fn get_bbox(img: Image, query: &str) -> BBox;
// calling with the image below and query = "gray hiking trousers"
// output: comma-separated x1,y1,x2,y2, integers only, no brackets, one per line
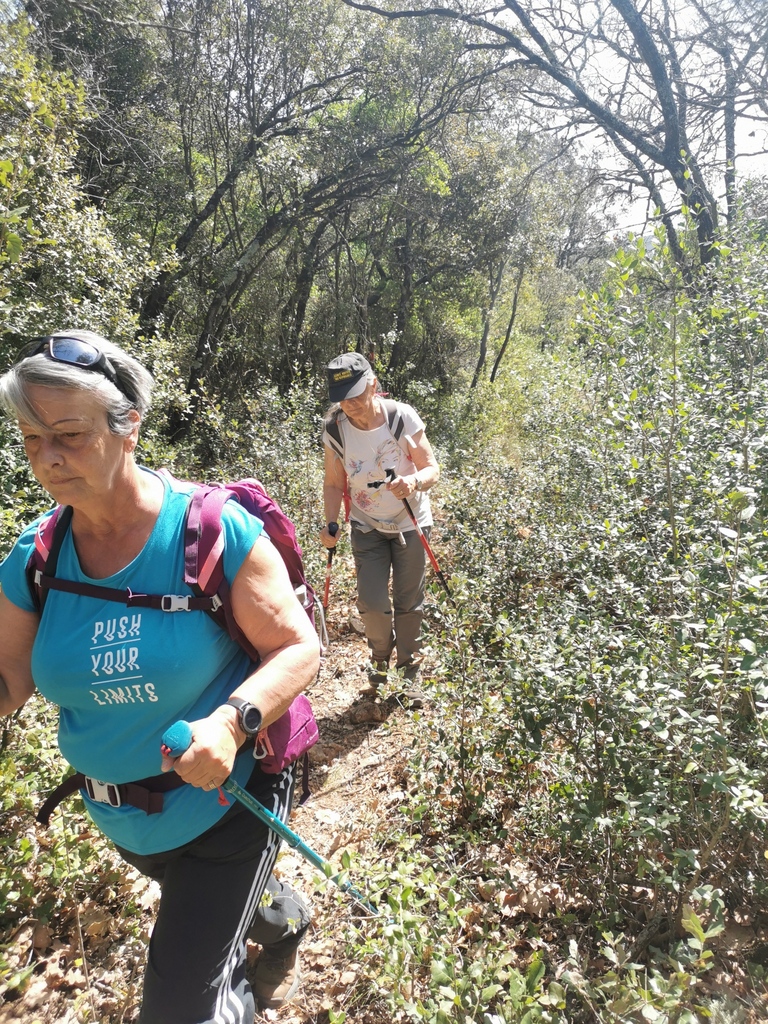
351,524,429,669
117,763,310,1024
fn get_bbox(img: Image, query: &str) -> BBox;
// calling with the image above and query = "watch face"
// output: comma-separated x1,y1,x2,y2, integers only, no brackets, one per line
241,704,263,734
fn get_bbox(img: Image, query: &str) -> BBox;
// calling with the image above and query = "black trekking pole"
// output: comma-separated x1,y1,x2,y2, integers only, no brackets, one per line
322,522,339,612
385,469,454,602
161,720,378,915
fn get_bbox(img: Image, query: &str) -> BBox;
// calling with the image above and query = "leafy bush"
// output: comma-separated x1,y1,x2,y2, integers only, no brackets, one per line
0,17,153,346
338,231,768,1021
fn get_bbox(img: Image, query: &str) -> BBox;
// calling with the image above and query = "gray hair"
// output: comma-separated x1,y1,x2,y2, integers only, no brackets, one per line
0,330,153,437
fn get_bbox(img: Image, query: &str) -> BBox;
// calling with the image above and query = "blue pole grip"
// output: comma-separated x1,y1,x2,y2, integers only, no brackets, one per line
162,720,194,758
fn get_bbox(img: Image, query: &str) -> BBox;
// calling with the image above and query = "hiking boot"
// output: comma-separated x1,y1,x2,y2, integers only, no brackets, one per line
361,661,387,696
396,686,427,709
251,945,301,1009
395,662,427,708
367,660,389,685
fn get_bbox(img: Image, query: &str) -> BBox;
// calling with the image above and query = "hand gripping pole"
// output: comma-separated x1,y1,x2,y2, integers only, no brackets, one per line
322,522,339,612
386,469,453,602
161,720,378,915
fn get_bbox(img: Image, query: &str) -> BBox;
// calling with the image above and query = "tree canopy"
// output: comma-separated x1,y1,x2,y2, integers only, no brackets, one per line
345,0,768,271
4,0,624,436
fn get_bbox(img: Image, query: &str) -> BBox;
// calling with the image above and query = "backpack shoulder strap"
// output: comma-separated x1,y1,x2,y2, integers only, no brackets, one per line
183,484,230,596
380,399,415,453
324,409,345,459
26,505,74,615
322,412,353,522
381,398,404,446
182,484,261,660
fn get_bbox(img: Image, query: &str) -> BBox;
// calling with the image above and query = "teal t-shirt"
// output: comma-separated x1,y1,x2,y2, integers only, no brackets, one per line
0,470,265,854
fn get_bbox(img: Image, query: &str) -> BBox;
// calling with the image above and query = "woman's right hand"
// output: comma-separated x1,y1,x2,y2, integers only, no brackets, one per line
319,523,340,549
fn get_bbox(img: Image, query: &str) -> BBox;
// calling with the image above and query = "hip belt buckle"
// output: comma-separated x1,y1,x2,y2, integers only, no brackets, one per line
84,777,122,807
376,520,402,533
378,527,406,546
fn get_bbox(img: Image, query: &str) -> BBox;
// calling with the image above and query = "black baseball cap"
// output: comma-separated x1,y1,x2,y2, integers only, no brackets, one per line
326,353,373,402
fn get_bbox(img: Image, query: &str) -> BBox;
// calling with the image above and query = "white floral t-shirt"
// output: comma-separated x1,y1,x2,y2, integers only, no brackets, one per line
323,402,432,530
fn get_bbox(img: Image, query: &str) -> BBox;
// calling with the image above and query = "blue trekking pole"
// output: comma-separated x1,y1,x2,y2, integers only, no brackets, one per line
161,721,378,915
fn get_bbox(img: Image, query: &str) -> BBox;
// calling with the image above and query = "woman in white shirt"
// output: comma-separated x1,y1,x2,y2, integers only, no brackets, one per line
319,353,440,700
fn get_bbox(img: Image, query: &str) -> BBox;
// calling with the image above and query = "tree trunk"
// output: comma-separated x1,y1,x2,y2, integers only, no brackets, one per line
490,263,525,383
471,260,506,388
722,52,737,230
283,220,328,350
388,218,413,372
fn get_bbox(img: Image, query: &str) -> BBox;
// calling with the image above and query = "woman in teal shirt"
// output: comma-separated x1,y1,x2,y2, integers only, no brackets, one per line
0,331,320,1022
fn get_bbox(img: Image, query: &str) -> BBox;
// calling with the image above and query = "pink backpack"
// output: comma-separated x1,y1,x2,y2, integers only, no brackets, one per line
26,475,319,797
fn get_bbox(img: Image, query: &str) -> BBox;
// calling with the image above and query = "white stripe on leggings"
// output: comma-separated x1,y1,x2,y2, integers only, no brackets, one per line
213,768,294,1024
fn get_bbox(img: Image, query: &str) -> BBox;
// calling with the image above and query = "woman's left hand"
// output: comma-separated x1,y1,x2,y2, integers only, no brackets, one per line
160,527,321,792
160,711,240,790
386,474,418,500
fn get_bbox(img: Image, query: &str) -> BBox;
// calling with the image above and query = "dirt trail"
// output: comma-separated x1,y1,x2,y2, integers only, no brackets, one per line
271,607,418,1024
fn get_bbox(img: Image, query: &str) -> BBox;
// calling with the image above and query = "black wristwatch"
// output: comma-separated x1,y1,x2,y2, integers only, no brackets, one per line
225,696,263,737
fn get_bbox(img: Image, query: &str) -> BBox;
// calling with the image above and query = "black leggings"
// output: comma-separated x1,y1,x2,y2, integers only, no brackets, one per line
117,764,310,1024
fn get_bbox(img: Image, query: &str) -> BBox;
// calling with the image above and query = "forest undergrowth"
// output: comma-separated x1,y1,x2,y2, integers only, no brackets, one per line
2,232,768,1022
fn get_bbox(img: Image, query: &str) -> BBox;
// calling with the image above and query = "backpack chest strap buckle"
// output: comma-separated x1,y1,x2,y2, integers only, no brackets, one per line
161,594,192,612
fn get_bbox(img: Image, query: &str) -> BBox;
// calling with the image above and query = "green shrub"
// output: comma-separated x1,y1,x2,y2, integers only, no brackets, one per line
338,231,768,1021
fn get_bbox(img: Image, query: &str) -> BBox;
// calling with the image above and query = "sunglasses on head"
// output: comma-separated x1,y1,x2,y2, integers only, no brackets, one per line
18,335,133,403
